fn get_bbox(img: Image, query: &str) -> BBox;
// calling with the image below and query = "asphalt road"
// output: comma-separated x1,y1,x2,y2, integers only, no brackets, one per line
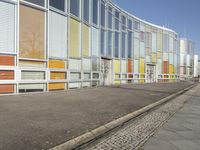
0,82,193,150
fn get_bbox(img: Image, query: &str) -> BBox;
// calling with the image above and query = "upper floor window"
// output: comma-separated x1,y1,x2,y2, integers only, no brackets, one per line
93,0,98,25
24,0,45,6
70,0,80,18
50,0,65,12
83,0,89,22
134,21,139,31
101,2,105,27
128,19,132,30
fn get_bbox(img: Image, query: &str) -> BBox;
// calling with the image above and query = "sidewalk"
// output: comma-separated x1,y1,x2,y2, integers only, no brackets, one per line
0,82,193,150
142,84,200,150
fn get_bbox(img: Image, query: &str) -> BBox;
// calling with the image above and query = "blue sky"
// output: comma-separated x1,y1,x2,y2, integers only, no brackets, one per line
114,0,200,56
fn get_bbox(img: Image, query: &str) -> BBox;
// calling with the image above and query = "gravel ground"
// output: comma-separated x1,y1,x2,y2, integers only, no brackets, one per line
82,86,195,150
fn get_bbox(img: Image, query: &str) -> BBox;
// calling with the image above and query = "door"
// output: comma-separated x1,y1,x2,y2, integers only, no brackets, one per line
101,59,112,85
146,64,156,83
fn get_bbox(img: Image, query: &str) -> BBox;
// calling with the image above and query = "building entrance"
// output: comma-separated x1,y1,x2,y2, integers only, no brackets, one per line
146,64,156,83
101,58,112,85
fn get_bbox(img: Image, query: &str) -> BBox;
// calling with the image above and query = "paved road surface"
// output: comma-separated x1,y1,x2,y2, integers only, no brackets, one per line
0,82,193,150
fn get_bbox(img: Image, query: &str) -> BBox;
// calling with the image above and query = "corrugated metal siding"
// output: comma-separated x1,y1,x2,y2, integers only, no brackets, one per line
0,1,15,53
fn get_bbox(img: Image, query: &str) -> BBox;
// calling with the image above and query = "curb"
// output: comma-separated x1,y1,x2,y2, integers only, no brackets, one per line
50,84,196,150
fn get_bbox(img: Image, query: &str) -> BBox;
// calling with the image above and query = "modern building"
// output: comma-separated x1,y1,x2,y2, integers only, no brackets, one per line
179,38,194,80
194,55,198,78
0,0,180,94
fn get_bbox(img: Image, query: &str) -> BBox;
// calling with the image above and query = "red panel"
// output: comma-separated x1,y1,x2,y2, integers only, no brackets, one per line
163,61,169,74
0,71,14,80
128,60,132,73
0,84,14,94
0,55,15,66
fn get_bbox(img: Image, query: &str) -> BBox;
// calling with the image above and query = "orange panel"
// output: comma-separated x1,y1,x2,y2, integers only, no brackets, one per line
48,83,65,90
48,60,65,69
0,84,14,94
0,71,14,80
128,60,132,73
0,55,15,66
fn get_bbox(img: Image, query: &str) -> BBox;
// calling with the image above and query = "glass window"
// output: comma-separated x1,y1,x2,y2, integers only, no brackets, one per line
134,21,139,30
24,0,45,6
93,0,98,25
100,29,106,55
19,5,45,59
50,0,65,11
107,31,113,57
70,0,80,18
140,42,145,57
115,11,120,30
121,32,126,58
152,32,157,52
108,10,112,29
121,15,126,31
114,32,119,58
101,2,105,27
83,0,89,22
146,32,152,48
128,19,132,30
128,31,132,58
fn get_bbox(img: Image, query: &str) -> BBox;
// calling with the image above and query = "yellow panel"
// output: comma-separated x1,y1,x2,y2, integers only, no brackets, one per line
50,72,66,80
169,64,174,74
82,24,90,57
70,18,80,58
157,32,163,52
114,60,120,73
49,83,65,90
157,51,162,59
139,58,145,74
139,80,145,83
48,59,65,69
152,53,157,63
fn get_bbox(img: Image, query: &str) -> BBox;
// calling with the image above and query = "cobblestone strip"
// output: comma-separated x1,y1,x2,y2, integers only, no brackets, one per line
83,94,192,150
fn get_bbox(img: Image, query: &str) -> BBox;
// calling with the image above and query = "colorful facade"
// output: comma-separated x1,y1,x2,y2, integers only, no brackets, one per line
0,0,180,94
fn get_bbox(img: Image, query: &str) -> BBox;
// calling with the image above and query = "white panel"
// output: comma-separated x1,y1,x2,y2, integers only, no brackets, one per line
92,27,99,56
146,55,151,63
49,11,67,58
169,37,173,51
121,60,127,73
163,53,168,61
152,32,156,52
186,55,190,67
134,59,139,73
69,59,81,70
140,42,145,57
82,82,90,87
70,72,81,80
19,84,45,90
180,54,185,66
21,71,45,80
134,38,139,59
69,82,81,88
0,1,15,53
82,58,91,71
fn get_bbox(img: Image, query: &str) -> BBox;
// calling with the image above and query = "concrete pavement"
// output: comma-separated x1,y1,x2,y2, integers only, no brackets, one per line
142,84,200,150
0,82,193,150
